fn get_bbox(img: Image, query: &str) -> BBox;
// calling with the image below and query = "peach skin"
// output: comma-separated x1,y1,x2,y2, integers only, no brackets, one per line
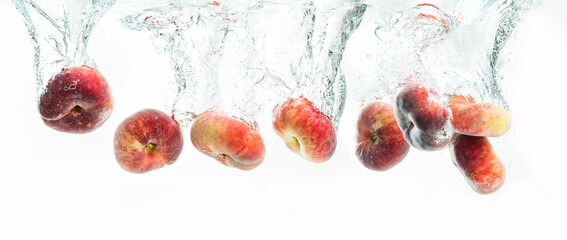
191,110,265,171
356,101,410,171
450,134,505,194
114,109,184,174
449,95,511,137
394,82,453,151
39,65,113,133
273,96,337,163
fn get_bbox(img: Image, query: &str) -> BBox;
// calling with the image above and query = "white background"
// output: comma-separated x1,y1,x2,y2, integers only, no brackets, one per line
1,0,566,239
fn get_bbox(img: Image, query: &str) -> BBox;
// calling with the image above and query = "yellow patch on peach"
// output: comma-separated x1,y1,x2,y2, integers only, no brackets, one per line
373,120,384,130
285,136,301,153
120,133,144,151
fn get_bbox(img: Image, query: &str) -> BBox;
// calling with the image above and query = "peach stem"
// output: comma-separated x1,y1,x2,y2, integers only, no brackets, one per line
369,131,377,143
145,142,158,153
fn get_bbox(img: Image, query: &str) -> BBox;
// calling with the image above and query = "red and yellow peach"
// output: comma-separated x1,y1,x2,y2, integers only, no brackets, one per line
191,110,265,171
38,65,113,133
450,134,505,194
356,101,410,171
114,109,184,174
393,82,453,151
449,95,511,137
273,96,337,163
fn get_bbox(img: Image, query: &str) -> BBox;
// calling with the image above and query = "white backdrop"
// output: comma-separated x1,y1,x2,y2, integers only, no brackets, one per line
1,0,566,239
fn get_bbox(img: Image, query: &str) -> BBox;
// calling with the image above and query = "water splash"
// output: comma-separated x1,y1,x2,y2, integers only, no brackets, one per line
230,1,366,128
11,0,116,98
350,2,465,105
421,0,539,109
119,0,366,129
350,0,538,107
120,1,251,127
488,0,540,109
